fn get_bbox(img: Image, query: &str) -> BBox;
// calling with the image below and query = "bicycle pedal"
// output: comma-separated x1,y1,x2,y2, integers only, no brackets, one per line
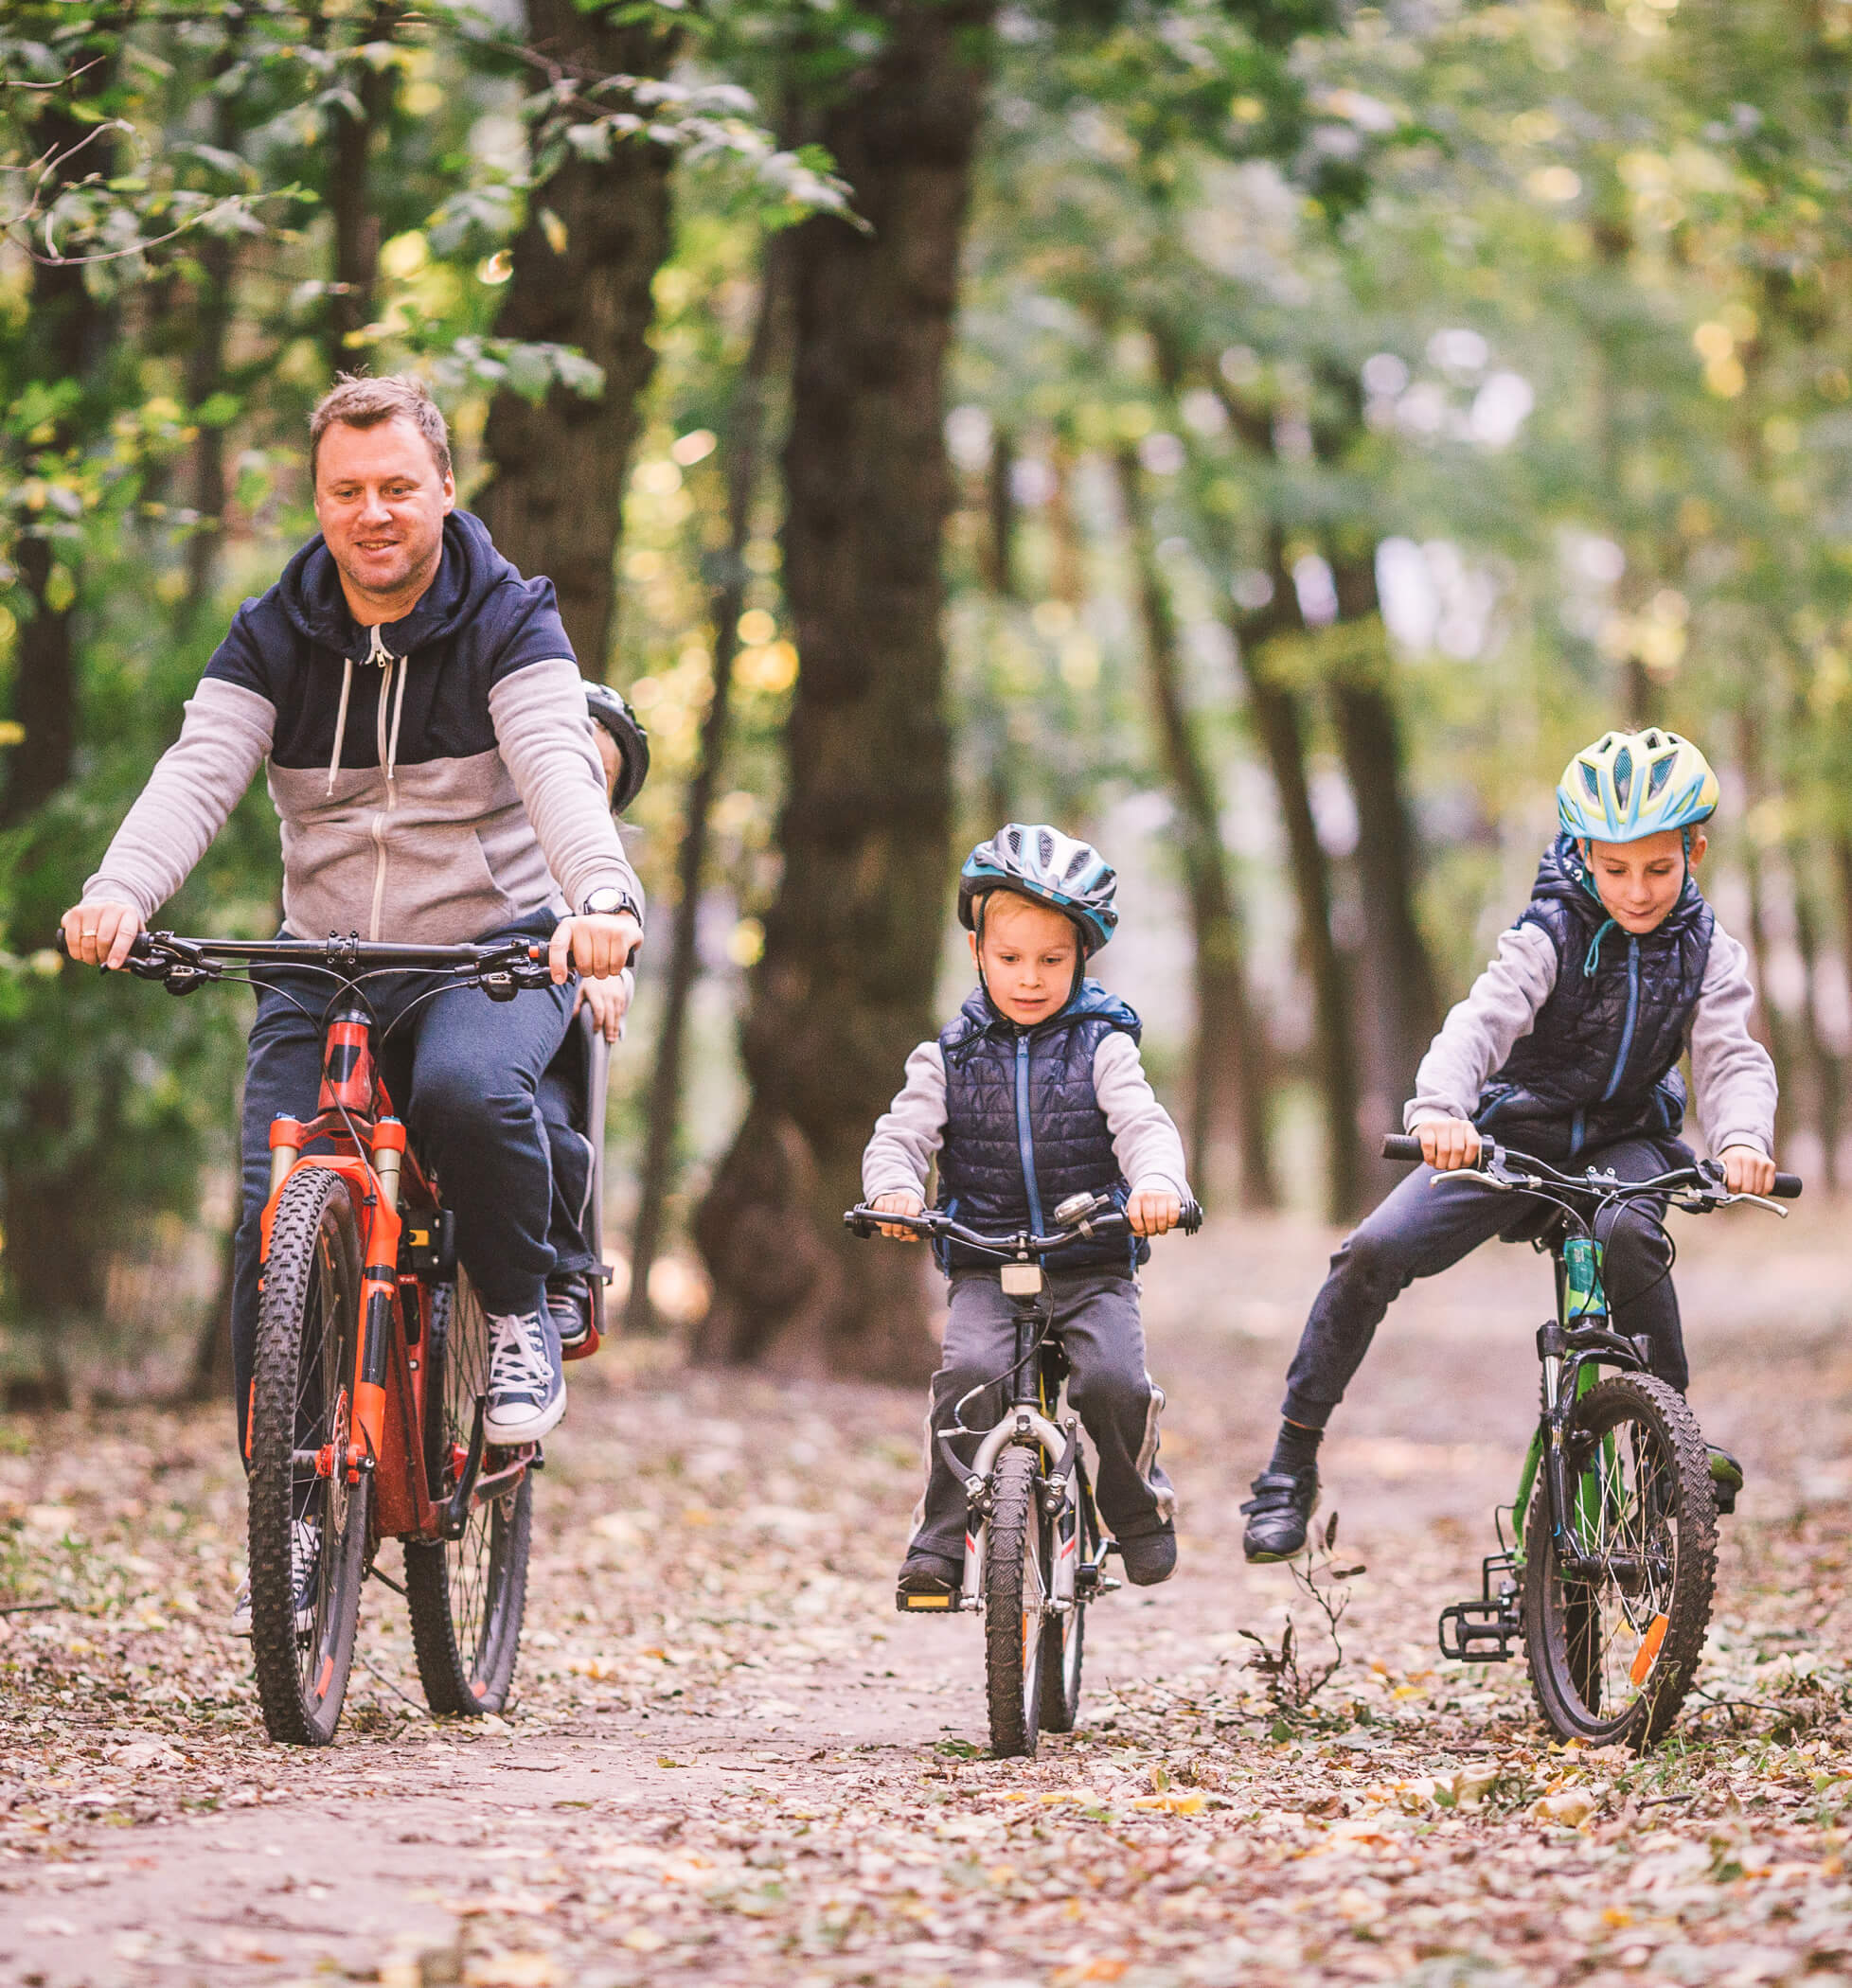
1437,1600,1521,1661
896,1585,961,1614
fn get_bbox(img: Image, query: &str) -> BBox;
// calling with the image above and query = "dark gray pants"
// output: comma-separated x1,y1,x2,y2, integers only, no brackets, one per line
910,1269,1174,1559
1281,1133,1689,1429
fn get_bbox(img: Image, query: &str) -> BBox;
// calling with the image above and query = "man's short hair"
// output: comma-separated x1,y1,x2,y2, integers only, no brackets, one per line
309,373,453,486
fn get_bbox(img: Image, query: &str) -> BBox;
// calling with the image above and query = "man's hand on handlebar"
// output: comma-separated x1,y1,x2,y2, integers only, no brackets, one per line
1128,1185,1183,1236
548,912,643,987
1718,1144,1777,1198
61,898,145,972
1416,1116,1483,1172
871,1189,925,1240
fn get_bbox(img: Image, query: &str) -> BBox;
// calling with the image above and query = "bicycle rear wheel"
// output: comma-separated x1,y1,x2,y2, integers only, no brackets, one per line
248,1168,369,1746
984,1444,1049,1758
405,1268,532,1714
1523,1373,1717,1750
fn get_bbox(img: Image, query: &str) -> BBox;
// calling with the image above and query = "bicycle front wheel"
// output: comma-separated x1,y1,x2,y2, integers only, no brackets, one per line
1523,1373,1717,1750
1039,1470,1089,1732
405,1269,532,1715
248,1168,369,1747
984,1444,1049,1757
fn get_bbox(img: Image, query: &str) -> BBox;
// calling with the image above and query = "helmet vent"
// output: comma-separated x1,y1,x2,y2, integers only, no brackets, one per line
1062,848,1091,882
1613,746,1633,807
1580,763,1600,801
1647,757,1672,799
1036,827,1055,866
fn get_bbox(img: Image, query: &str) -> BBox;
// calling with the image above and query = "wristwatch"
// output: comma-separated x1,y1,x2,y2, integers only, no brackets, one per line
579,887,643,926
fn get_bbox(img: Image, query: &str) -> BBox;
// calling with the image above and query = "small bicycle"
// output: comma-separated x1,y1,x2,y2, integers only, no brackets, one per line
68,928,608,1746
1380,1133,1801,1749
845,1191,1200,1758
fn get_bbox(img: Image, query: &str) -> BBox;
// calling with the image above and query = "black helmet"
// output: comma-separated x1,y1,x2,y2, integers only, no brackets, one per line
584,681,650,815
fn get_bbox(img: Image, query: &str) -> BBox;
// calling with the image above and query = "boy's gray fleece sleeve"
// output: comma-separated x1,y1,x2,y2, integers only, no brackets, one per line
1690,928,1777,1156
1406,922,1558,1128
83,678,276,917
862,1042,947,1198
488,659,644,918
1092,1032,1192,1197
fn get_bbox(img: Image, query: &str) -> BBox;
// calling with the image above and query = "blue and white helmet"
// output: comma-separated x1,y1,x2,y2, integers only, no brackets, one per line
957,823,1118,955
1557,727,1718,845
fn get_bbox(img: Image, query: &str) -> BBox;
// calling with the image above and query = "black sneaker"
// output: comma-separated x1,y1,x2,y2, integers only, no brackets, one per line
897,1546,962,1599
546,1273,594,1354
1241,1469,1320,1563
485,1306,566,1444
1708,1444,1744,1517
1115,1527,1177,1587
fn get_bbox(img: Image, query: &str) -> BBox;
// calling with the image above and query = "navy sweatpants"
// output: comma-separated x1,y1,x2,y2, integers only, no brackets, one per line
1280,1133,1690,1429
230,907,574,1448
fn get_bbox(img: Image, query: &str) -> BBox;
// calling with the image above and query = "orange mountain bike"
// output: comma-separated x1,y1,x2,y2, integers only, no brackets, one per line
72,929,599,1745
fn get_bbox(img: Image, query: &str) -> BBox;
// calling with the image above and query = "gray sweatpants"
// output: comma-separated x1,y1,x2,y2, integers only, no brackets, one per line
909,1269,1174,1560
1281,1132,1689,1429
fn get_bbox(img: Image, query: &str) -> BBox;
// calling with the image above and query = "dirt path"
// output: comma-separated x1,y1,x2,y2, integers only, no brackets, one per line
4,1207,1852,1987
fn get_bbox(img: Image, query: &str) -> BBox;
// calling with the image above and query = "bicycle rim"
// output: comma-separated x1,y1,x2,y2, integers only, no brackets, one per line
405,1269,532,1714
248,1169,369,1747
984,1446,1047,1758
1523,1374,1717,1749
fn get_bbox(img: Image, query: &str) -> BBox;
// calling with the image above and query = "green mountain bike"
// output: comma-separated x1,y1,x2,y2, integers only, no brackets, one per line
1381,1134,1801,1750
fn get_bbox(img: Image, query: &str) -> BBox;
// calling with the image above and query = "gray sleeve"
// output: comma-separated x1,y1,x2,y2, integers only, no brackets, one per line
83,678,275,918
1092,1032,1192,1198
862,1042,947,1199
1406,922,1558,1128
1690,927,1778,1157
488,659,644,920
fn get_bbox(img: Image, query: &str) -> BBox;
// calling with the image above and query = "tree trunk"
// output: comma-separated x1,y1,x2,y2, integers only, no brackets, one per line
1116,448,1274,1210
693,1,996,1379
1233,557,1362,1221
626,250,787,1335
473,0,682,675
1791,861,1840,1190
323,3,402,373
1326,559,1440,1197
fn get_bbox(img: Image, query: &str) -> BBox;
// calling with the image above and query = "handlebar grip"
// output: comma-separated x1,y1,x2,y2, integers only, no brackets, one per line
1179,1199,1203,1234
1772,1173,1804,1199
1381,1134,1424,1163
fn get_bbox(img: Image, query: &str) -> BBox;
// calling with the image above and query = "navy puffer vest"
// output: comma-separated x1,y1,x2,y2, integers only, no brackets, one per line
1473,834,1714,1162
935,979,1145,1274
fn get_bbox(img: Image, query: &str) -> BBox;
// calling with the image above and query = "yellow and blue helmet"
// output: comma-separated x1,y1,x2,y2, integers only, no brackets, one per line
1557,728,1718,845
958,824,1118,955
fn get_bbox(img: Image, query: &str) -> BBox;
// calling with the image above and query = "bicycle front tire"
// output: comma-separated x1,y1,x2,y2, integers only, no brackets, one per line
405,1269,532,1715
1523,1372,1717,1750
248,1168,369,1747
984,1444,1049,1758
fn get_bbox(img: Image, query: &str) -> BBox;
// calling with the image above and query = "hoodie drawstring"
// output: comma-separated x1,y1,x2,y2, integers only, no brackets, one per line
326,657,355,797
1583,915,1617,977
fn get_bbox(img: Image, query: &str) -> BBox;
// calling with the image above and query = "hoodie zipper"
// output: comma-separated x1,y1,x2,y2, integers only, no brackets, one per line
1599,936,1642,1105
1013,1030,1047,1244
364,624,398,942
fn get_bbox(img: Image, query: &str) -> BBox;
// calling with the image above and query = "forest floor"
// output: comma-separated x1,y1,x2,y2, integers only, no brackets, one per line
3,1200,1852,1988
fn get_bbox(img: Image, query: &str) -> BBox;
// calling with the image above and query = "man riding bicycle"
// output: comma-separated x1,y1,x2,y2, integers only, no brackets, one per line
62,373,643,1483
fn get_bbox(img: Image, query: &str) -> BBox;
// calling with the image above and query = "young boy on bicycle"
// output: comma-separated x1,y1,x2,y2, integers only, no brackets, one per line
1242,728,1780,1562
862,825,1193,1598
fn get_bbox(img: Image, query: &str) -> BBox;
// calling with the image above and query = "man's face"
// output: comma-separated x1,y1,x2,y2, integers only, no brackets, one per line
312,417,454,613
1585,826,1704,933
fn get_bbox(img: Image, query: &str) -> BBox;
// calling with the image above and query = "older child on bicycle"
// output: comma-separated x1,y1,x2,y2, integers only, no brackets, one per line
863,825,1193,1599
1243,728,1780,1562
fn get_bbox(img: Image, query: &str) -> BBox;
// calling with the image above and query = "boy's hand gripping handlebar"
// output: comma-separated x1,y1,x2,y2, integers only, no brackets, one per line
1380,1132,1803,1203
844,1188,1203,1256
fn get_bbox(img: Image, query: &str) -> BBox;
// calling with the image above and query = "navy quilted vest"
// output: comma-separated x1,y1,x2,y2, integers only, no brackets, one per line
1473,834,1714,1162
935,979,1145,1273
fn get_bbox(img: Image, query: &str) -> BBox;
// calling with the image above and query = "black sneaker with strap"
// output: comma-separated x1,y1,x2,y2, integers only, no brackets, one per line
1241,1469,1320,1563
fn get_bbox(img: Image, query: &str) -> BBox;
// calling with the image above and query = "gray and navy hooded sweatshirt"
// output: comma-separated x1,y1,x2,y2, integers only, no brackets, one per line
1407,834,1775,1163
85,510,641,944
861,980,1191,1274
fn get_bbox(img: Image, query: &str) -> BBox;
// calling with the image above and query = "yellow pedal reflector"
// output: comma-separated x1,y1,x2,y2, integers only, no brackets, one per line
1629,1613,1669,1686
904,1592,953,1609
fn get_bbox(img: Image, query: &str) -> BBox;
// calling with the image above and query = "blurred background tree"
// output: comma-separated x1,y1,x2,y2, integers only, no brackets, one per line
2,0,1848,1400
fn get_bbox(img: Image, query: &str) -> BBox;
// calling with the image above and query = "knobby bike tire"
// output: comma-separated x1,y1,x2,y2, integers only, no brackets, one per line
248,1168,369,1747
985,1445,1048,1758
1523,1373,1717,1751
405,1269,532,1715
1039,1463,1089,1733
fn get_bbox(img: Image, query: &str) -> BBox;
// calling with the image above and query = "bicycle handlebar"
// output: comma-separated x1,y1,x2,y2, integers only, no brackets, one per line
844,1194,1203,1257
1380,1131,1802,1201
56,927,557,992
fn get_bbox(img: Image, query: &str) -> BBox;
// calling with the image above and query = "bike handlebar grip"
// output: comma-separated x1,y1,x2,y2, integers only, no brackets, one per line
1180,1199,1203,1234
1381,1134,1424,1163
1773,1173,1804,1199
843,1209,878,1238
